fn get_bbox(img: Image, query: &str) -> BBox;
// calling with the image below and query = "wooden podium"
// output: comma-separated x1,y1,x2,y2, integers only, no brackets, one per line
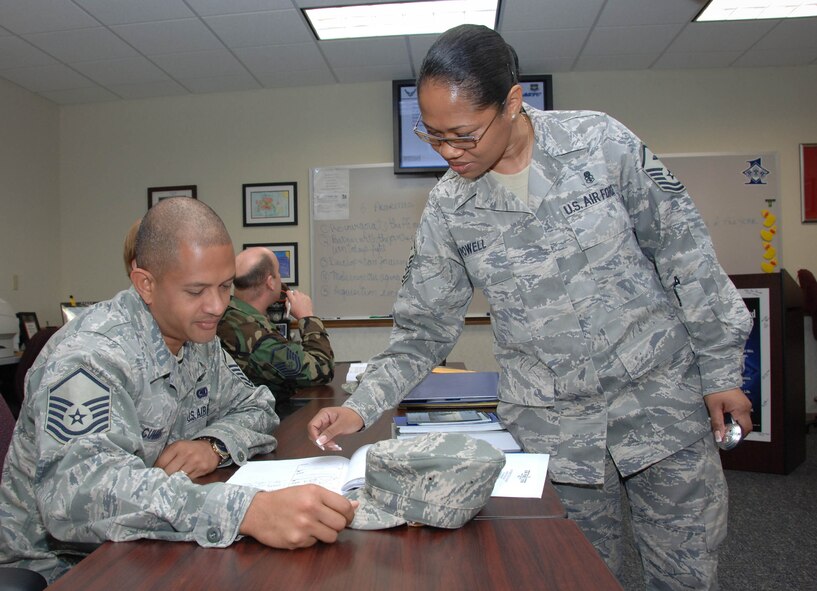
722,270,806,474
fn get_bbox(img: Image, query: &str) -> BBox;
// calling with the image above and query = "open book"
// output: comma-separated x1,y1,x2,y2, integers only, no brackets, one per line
227,447,549,499
226,445,371,495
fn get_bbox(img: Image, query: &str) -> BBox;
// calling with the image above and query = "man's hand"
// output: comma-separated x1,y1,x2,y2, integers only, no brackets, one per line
307,407,364,451
704,387,753,443
240,485,358,548
154,440,220,479
286,289,315,319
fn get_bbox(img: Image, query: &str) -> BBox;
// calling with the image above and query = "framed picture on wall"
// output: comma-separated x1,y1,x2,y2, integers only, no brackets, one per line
147,185,197,209
243,242,299,286
242,182,297,226
16,312,40,345
801,144,817,223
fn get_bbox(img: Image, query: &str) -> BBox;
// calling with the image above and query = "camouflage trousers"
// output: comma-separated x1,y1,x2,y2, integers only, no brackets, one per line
553,436,727,591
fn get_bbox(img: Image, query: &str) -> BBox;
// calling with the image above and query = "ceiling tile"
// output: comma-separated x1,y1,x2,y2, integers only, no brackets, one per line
667,21,776,53
502,28,589,60
111,18,224,55
235,43,327,75
501,0,604,30
0,36,58,69
518,56,575,74
106,79,190,99
152,49,248,79
72,56,172,86
23,27,139,63
753,18,817,50
188,0,294,17
0,0,99,34
574,53,658,71
597,0,705,26
332,64,414,84
38,85,121,105
653,51,743,69
255,67,336,88
72,0,195,25
583,24,683,55
182,73,262,93
321,37,410,69
204,9,313,48
0,63,93,91
733,48,817,67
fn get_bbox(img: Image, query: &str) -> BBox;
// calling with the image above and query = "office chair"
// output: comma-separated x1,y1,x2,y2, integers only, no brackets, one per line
11,327,58,419
1,394,49,591
0,393,15,471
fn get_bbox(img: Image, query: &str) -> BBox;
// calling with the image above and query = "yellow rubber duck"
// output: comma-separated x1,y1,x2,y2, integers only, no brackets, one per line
762,245,777,260
760,259,777,273
760,227,776,242
761,210,777,228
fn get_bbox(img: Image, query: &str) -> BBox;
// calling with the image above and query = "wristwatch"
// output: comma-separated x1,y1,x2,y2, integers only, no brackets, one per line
199,437,230,463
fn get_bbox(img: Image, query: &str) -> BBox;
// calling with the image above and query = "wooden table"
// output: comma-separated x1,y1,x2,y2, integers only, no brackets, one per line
48,519,621,591
46,363,622,590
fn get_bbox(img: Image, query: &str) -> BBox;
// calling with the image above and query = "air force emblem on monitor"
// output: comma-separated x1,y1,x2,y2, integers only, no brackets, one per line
46,368,112,444
641,145,685,193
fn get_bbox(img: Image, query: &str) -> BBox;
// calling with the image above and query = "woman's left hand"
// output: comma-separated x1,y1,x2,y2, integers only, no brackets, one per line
704,388,753,444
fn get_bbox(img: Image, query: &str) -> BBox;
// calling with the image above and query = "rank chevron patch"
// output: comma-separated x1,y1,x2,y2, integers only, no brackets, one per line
641,145,685,193
46,368,111,444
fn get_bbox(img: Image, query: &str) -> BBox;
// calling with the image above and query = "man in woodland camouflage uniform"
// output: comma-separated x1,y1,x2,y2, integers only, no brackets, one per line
218,246,334,402
0,199,355,583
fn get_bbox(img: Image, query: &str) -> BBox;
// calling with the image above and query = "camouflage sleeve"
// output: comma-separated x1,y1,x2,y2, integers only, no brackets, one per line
192,345,279,464
344,198,471,427
606,116,752,394
32,336,259,549
242,317,335,395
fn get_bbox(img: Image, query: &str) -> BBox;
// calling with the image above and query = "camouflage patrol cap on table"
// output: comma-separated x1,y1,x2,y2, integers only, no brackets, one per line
347,432,506,530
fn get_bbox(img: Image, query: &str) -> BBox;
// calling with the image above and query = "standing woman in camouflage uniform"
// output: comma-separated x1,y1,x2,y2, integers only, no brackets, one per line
309,24,752,590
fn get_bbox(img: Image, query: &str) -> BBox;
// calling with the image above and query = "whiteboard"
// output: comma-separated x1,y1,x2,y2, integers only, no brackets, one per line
664,152,780,275
309,154,780,319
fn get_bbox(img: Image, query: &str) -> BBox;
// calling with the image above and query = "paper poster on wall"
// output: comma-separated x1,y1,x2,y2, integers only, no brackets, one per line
312,168,350,221
739,288,771,442
663,153,780,275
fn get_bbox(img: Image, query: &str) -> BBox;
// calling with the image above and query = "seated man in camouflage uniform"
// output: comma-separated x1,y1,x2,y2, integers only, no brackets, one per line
0,198,356,584
218,247,334,403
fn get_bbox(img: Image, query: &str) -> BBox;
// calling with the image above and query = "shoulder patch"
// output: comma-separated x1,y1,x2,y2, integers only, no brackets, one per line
46,368,112,444
401,242,416,286
223,349,254,388
641,145,685,193
272,348,304,378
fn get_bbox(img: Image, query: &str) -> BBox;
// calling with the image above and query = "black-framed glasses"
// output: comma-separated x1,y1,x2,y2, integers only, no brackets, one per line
413,102,505,150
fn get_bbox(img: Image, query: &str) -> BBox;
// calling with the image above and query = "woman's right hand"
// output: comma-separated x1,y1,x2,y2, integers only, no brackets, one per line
307,406,365,451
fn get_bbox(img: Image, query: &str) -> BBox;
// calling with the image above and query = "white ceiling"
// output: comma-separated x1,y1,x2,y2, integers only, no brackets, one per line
0,0,815,105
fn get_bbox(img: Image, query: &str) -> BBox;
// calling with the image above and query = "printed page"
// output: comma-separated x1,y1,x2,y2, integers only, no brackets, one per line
491,453,550,498
227,456,350,494
345,362,368,382
341,444,371,493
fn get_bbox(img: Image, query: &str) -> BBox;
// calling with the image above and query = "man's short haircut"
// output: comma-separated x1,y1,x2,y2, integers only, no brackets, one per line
135,198,232,277
234,250,276,290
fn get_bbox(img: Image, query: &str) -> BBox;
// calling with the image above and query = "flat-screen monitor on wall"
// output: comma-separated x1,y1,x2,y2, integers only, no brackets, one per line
392,75,553,175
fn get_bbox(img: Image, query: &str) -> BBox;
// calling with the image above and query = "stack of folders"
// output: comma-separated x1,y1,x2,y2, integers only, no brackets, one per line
392,410,521,453
398,371,500,409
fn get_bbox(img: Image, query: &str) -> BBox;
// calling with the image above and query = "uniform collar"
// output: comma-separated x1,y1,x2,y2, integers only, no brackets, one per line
124,287,208,385
228,295,274,327
445,105,591,213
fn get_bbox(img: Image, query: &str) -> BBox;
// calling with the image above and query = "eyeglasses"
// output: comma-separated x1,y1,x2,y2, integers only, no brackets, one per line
413,102,505,150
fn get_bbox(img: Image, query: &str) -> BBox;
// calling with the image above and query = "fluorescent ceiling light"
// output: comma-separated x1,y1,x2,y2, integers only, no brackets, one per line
303,0,498,40
696,0,817,21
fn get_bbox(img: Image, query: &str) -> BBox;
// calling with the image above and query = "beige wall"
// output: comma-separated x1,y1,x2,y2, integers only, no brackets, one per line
3,65,816,365
0,78,60,331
